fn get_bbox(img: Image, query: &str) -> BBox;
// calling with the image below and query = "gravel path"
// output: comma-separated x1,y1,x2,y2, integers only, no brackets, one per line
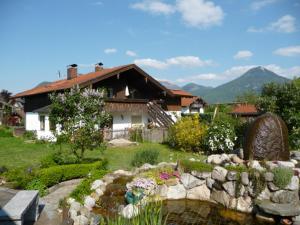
33,179,82,225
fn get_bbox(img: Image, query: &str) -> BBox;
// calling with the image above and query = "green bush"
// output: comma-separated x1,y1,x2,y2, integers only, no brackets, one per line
70,169,107,203
26,178,47,196
272,167,293,189
179,159,213,173
0,126,13,137
40,154,57,168
131,148,159,167
4,166,37,189
168,114,207,152
129,128,143,142
23,131,37,140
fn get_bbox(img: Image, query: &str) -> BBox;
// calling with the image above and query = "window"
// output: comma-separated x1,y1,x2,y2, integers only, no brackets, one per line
107,88,114,98
39,115,45,131
131,115,142,126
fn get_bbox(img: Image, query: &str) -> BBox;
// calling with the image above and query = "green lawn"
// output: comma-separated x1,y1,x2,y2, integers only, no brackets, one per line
0,137,205,171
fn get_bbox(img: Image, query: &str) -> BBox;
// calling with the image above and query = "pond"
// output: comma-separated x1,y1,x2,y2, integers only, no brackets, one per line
93,176,273,225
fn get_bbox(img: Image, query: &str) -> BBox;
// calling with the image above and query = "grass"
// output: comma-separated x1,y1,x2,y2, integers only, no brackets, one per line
0,137,205,171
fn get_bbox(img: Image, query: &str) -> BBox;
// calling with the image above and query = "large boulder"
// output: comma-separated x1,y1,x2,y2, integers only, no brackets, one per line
212,166,228,182
180,173,205,189
257,200,300,217
167,184,187,199
186,184,211,201
244,113,289,161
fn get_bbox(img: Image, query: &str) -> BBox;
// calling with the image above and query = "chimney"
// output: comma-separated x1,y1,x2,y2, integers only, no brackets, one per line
67,64,78,80
95,62,104,72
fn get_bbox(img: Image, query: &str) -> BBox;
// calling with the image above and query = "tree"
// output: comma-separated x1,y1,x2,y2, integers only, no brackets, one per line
49,86,111,159
235,91,259,105
0,89,12,103
257,79,300,149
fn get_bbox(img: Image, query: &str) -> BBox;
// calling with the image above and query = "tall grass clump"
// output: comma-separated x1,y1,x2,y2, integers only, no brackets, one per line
131,148,159,167
100,203,167,225
272,167,293,189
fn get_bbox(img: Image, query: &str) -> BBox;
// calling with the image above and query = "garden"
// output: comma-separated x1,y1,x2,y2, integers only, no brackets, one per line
0,79,300,225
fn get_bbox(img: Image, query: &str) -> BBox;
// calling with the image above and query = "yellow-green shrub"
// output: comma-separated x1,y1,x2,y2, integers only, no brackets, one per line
168,114,207,151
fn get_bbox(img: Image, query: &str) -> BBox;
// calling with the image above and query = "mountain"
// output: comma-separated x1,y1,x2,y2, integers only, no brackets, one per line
159,81,181,90
203,66,289,103
182,83,213,96
35,81,51,87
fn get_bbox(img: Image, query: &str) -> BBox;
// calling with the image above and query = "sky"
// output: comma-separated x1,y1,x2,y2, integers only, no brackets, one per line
0,0,300,94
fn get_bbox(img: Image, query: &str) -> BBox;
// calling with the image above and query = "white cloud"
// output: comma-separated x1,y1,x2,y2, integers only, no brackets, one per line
131,0,175,15
176,0,224,28
126,50,138,57
251,0,277,10
131,0,224,28
248,15,296,33
134,55,213,69
234,50,253,60
166,56,212,67
134,58,168,69
270,15,296,33
104,48,117,54
273,45,300,56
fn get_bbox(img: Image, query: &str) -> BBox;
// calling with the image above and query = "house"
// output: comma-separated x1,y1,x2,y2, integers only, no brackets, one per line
230,103,261,121
13,63,201,140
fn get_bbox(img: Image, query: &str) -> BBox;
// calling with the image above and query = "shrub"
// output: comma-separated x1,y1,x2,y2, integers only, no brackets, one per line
248,169,266,196
131,148,159,167
0,126,13,137
272,167,293,189
0,166,8,174
26,178,47,196
179,159,213,173
129,128,143,142
40,155,57,168
203,120,237,154
168,114,207,151
23,131,37,140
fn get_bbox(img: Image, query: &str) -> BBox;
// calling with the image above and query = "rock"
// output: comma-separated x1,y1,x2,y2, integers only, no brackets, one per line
67,197,75,205
102,175,115,184
211,190,231,208
277,161,295,168
90,192,100,202
167,184,186,199
69,209,77,221
79,207,91,218
180,173,205,189
156,184,168,199
212,166,228,182
226,171,238,181
89,213,101,225
191,171,211,179
292,215,300,224
165,178,178,186
264,172,274,182
268,182,280,192
91,179,105,190
241,172,249,185
108,138,137,147
157,162,176,168
255,211,275,223
248,160,264,171
222,181,236,197
244,113,290,161
207,154,221,164
206,178,215,189
113,169,133,176
291,151,300,161
140,163,156,171
236,196,252,213
231,155,244,164
220,154,231,163
70,201,81,212
285,176,299,191
265,161,278,170
257,187,272,201
271,190,299,204
239,185,246,197
84,196,95,210
212,181,223,191
121,204,139,219
186,184,211,201
233,148,244,159
291,159,298,165
258,200,300,217
95,188,104,197
73,215,89,225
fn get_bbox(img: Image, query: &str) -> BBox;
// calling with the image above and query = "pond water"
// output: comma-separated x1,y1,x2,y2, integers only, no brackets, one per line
93,176,274,225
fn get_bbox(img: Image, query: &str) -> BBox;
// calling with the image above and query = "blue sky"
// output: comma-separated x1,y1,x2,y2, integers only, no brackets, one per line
0,0,300,93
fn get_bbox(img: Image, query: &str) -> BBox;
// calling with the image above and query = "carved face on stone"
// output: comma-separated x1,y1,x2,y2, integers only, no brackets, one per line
244,113,289,161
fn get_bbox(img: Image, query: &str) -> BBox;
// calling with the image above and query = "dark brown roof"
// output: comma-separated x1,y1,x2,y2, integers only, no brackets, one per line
13,64,173,98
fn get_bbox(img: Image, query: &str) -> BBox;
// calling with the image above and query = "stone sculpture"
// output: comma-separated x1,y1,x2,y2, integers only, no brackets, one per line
244,113,289,161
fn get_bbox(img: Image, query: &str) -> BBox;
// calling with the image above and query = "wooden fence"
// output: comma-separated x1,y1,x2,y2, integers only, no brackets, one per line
102,128,169,143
